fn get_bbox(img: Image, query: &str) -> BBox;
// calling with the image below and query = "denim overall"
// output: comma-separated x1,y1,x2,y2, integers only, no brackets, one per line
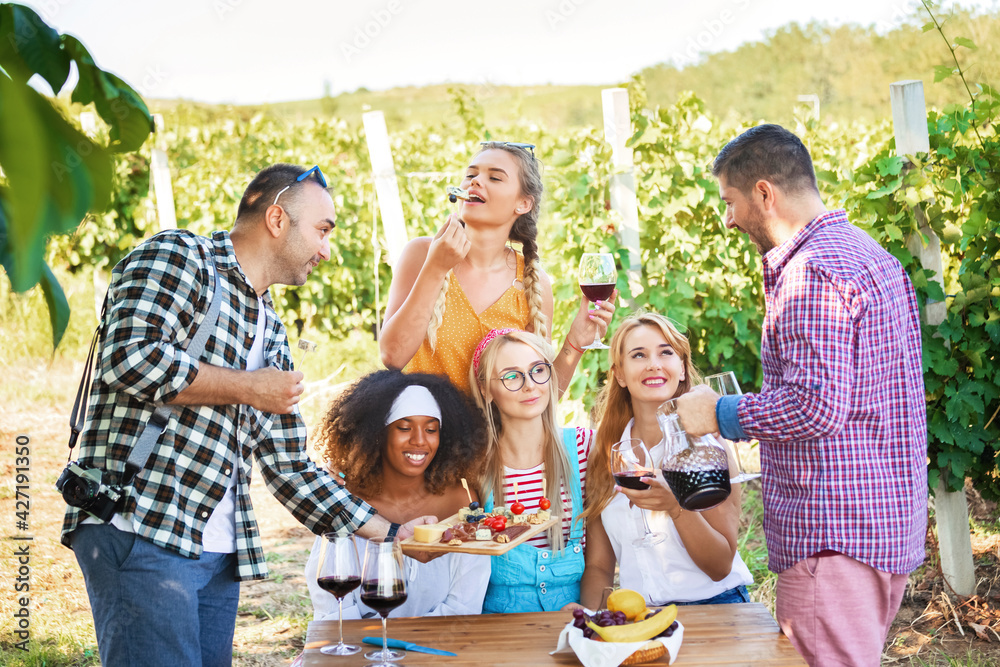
482,428,585,613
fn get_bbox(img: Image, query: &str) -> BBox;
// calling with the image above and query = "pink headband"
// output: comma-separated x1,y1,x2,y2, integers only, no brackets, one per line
472,328,517,374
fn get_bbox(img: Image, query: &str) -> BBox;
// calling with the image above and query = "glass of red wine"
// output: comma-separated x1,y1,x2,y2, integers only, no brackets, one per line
704,372,761,484
316,532,362,656
361,537,408,665
610,438,666,547
578,252,617,350
657,398,732,512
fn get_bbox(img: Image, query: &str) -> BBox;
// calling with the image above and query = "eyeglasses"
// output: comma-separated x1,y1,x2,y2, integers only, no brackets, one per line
272,165,328,206
481,141,535,158
494,362,552,392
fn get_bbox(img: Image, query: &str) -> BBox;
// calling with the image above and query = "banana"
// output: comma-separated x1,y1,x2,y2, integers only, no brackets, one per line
586,605,677,643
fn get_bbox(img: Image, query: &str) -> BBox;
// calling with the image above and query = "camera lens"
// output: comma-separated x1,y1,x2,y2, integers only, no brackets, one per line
63,476,100,506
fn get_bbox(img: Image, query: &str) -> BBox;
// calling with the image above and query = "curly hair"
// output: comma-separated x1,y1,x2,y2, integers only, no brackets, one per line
315,370,486,499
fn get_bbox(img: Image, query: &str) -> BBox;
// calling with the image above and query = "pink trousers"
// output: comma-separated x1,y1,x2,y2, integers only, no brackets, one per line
775,553,908,667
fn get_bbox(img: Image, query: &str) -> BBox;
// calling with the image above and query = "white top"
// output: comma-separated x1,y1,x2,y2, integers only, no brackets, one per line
602,420,753,604
203,296,266,553
87,297,267,544
305,535,490,619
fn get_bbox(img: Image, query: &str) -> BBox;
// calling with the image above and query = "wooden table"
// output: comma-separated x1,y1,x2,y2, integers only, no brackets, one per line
303,603,805,665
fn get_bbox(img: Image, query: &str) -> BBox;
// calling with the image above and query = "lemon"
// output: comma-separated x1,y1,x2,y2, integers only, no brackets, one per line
607,588,647,622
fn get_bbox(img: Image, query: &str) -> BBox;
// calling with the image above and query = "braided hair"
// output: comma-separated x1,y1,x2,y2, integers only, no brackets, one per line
425,143,548,350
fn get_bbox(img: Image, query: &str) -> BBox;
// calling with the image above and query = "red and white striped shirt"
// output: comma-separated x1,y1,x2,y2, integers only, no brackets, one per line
500,427,594,548
735,209,928,575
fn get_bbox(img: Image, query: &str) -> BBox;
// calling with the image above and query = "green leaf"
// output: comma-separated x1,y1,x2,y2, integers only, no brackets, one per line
0,4,69,91
953,37,978,51
922,21,936,33
63,36,153,153
0,76,112,291
38,261,70,349
934,65,956,83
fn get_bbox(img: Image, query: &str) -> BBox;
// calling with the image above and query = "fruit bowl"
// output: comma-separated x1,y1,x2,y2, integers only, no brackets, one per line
551,607,684,666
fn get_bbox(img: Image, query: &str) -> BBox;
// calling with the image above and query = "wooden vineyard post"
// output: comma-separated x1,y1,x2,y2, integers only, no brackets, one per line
890,79,976,597
601,88,642,303
150,114,177,231
363,110,408,270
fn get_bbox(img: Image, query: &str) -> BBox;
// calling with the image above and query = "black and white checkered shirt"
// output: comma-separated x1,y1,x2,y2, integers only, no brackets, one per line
61,229,375,580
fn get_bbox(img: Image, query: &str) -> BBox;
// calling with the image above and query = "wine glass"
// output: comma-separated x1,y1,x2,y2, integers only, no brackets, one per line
657,399,732,512
704,372,761,484
577,253,617,350
360,538,408,665
611,438,666,547
316,532,362,656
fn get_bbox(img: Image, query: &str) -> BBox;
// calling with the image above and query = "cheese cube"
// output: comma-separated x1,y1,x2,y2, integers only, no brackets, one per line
475,528,492,541
536,510,551,522
412,524,447,543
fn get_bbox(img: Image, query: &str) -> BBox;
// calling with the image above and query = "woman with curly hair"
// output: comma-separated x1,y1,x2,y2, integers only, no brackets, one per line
379,141,614,394
575,312,753,610
468,329,596,613
304,369,490,619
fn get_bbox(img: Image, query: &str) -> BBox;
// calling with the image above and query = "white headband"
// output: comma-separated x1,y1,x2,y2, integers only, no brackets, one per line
384,385,442,426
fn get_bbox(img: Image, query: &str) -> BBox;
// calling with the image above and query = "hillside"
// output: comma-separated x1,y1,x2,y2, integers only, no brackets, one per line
177,7,999,130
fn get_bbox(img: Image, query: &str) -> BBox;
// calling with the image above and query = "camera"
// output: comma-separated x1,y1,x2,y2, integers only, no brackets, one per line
56,462,124,523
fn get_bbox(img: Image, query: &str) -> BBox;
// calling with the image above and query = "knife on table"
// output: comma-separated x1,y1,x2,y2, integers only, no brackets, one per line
362,636,457,657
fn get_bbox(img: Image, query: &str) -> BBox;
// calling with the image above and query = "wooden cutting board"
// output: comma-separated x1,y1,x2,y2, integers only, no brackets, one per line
399,511,558,556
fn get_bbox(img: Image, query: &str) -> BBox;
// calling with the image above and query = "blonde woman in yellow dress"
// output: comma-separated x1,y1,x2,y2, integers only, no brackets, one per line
379,142,614,394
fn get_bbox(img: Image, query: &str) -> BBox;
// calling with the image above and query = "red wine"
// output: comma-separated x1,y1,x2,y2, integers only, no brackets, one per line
360,580,408,617
317,575,361,599
662,468,731,512
614,471,652,490
580,282,615,302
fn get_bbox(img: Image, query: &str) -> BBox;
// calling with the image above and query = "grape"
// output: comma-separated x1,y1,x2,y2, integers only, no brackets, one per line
663,627,675,637
600,611,612,621
583,627,594,639
598,618,614,627
573,617,585,629
572,608,585,619
613,611,626,623
669,620,679,630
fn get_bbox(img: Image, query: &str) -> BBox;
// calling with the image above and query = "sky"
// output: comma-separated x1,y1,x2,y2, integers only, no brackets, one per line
21,0,999,105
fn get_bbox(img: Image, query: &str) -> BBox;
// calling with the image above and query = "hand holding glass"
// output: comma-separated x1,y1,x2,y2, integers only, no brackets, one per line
704,372,761,483
577,253,617,350
611,438,666,547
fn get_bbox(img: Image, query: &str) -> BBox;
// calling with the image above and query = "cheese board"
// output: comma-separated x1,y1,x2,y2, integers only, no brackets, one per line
399,510,558,556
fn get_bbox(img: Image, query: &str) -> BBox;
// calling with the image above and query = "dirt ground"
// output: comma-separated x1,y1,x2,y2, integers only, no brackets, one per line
2,359,999,665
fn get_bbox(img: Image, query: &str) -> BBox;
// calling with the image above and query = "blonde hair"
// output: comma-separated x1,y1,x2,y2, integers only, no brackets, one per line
468,330,574,550
426,143,547,350
580,312,702,522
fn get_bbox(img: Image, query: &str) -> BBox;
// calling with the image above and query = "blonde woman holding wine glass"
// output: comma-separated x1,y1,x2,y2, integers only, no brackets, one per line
379,141,615,394
575,312,753,611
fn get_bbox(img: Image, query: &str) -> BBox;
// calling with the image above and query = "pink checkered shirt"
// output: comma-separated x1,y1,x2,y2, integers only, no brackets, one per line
737,209,927,575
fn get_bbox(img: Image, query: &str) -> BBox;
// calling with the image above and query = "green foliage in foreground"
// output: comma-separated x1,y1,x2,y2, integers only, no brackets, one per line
0,3,153,347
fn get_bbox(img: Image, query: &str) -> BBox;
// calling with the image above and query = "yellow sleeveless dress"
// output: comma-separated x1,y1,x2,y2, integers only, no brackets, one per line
404,251,530,394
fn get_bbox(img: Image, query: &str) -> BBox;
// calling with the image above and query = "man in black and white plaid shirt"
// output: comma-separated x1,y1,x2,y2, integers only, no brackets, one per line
62,164,427,667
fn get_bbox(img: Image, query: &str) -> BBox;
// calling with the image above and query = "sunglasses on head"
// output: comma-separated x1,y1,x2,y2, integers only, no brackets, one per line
272,165,328,206
481,141,536,158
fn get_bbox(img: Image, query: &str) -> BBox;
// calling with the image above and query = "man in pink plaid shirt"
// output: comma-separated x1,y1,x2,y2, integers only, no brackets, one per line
677,124,928,666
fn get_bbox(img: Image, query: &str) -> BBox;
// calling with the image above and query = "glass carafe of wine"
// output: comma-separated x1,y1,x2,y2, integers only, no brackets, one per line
657,398,732,512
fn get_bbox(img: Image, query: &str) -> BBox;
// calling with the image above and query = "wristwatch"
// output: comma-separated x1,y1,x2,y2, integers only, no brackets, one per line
386,522,401,540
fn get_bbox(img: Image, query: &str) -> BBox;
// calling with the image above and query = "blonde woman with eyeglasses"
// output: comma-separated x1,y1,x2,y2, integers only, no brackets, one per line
467,329,594,613
380,142,614,394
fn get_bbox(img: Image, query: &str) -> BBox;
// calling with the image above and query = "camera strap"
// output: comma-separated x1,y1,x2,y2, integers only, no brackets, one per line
68,254,224,488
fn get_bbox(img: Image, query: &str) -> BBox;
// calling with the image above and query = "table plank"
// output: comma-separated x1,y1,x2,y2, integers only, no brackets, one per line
303,604,805,666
